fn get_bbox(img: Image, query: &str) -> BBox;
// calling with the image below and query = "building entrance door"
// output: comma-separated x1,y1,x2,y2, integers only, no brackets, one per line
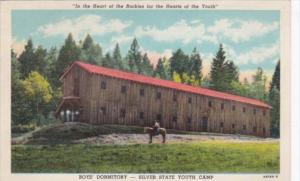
202,117,208,132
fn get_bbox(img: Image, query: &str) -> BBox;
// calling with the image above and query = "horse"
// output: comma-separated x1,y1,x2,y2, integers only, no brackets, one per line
144,127,166,144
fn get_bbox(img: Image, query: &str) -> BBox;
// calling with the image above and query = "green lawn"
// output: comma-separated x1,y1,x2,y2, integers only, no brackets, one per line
12,141,279,173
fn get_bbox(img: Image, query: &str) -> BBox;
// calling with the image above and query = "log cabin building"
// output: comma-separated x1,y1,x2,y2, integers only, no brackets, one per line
55,61,271,137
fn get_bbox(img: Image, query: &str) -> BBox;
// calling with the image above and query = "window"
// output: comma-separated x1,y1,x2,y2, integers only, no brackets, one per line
139,112,144,119
253,109,256,115
243,125,246,130
232,105,235,111
232,124,235,129
253,126,257,133
100,107,106,115
140,89,144,96
188,97,192,104
121,85,127,93
243,107,246,113
101,81,106,89
172,116,177,122
220,122,224,127
263,110,266,116
156,92,161,99
156,114,162,121
120,109,126,118
208,101,212,108
221,103,224,110
173,94,177,102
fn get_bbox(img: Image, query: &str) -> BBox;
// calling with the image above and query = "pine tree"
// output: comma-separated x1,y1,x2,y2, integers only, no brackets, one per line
154,58,167,79
209,44,227,91
102,52,113,68
80,34,103,65
269,60,280,137
169,49,189,77
251,67,268,101
112,43,123,69
34,45,48,76
19,39,36,78
82,34,93,50
126,38,142,73
140,53,153,76
189,47,203,84
45,47,58,87
162,57,171,80
225,61,239,82
53,33,80,88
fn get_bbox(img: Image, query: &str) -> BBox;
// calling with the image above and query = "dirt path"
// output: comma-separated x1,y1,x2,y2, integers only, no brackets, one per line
74,133,278,145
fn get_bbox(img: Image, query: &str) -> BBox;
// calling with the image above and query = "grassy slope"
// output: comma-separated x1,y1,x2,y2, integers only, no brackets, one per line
12,141,279,173
13,122,260,145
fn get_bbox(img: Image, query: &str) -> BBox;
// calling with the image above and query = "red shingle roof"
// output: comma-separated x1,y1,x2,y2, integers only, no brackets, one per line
61,61,271,109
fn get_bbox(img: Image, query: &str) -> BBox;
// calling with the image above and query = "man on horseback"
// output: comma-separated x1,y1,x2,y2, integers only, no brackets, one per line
152,120,160,135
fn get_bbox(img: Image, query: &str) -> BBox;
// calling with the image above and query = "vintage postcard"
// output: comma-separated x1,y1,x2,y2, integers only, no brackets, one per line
0,0,290,181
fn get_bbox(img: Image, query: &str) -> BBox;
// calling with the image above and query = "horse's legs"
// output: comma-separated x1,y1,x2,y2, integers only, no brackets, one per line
162,133,165,143
149,134,152,144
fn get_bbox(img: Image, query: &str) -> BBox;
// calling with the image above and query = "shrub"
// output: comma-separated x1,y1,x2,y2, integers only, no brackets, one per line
11,124,36,133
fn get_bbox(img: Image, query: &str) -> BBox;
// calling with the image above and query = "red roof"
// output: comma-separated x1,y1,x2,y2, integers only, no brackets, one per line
61,61,271,109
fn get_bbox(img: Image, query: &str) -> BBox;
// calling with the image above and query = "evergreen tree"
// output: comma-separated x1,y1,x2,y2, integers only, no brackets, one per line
11,50,32,125
251,67,268,101
209,44,227,91
162,57,171,80
53,33,80,88
225,61,239,82
270,61,280,91
112,43,123,69
19,39,36,78
269,61,280,137
140,53,153,76
80,34,103,65
169,49,189,77
154,58,167,79
34,45,48,76
45,47,58,87
189,47,203,81
126,38,142,73
210,44,239,92
102,52,113,68
82,34,93,50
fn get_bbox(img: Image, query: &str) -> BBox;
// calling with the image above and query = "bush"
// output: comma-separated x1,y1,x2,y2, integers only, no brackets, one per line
12,124,36,133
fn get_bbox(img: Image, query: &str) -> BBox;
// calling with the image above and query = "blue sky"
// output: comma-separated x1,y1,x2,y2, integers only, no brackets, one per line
12,10,280,81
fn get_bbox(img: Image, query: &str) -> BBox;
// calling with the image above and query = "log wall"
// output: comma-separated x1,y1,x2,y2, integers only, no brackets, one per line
62,66,270,137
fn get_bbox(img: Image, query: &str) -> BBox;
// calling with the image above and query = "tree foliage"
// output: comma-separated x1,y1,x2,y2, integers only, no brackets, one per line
53,33,80,88
11,34,279,134
269,61,280,137
80,34,103,65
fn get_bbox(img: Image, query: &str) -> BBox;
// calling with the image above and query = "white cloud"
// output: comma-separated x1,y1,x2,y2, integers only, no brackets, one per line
134,18,278,45
236,42,279,65
135,19,208,44
207,19,279,43
37,15,132,40
220,42,279,65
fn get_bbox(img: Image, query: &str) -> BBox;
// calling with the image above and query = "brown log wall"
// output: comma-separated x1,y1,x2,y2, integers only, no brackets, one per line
62,67,270,137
